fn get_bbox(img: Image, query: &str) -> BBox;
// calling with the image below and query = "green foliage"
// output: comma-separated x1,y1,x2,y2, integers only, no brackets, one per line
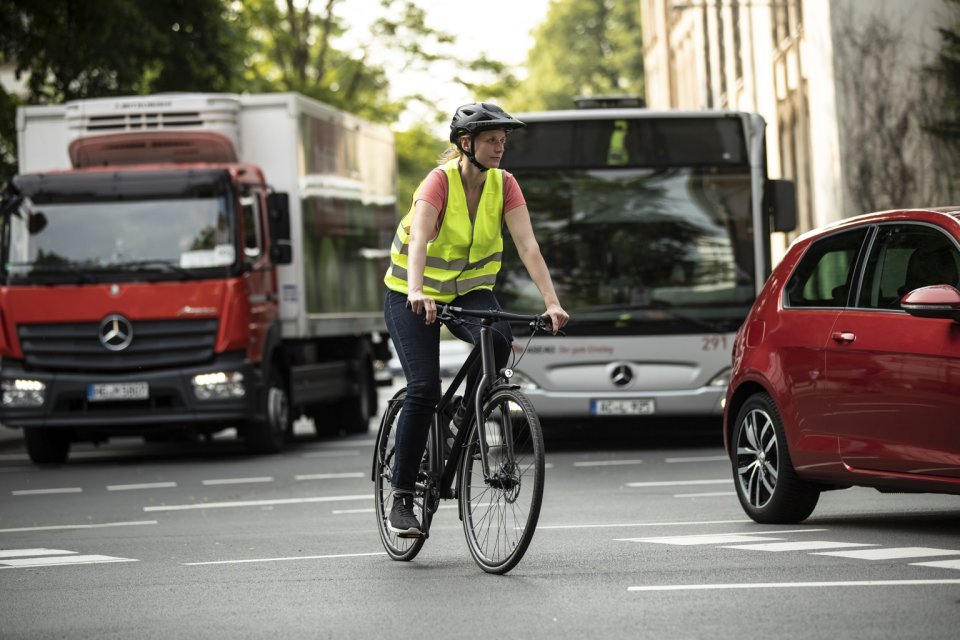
394,123,449,217
507,0,644,112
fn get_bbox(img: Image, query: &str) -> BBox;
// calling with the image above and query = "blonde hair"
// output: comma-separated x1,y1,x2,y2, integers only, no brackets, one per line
438,145,461,164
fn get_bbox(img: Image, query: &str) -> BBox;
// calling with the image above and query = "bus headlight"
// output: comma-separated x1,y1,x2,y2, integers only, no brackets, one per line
708,368,731,388
191,372,245,400
508,369,540,392
2,379,46,407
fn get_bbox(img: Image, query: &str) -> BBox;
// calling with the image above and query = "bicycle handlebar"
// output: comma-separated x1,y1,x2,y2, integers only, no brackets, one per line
437,304,554,333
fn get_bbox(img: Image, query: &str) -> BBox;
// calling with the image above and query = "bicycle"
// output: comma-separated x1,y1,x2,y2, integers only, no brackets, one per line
371,303,554,574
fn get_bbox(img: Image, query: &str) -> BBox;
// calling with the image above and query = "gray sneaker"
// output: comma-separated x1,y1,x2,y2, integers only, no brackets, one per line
388,493,422,538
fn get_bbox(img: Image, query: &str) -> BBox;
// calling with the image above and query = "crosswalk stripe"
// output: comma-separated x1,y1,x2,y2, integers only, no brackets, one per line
0,555,137,568
724,541,878,552
912,559,960,570
814,547,960,560
624,534,784,546
0,548,76,558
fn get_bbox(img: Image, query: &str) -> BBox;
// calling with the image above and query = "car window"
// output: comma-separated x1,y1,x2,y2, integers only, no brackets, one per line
785,228,868,308
857,223,960,309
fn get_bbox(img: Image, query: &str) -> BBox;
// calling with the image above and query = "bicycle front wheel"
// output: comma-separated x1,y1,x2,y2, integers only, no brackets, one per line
459,387,545,574
373,389,426,561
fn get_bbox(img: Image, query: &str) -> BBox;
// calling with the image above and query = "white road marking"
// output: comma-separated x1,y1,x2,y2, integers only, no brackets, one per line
537,519,751,530
0,554,137,568
618,528,827,546
814,547,960,560
12,488,82,496
295,472,365,481
0,548,75,558
573,459,643,467
202,477,274,486
184,551,386,566
107,482,177,491
912,560,960,570
625,479,731,488
628,579,960,592
332,508,375,515
665,455,729,463
725,541,877,552
144,494,369,512
674,491,736,498
301,451,361,459
0,521,157,534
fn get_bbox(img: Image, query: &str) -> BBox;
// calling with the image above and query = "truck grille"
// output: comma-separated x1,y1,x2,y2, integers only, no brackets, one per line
18,319,219,372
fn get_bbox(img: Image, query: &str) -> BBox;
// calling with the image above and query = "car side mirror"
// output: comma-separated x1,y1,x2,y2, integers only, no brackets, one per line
901,285,960,322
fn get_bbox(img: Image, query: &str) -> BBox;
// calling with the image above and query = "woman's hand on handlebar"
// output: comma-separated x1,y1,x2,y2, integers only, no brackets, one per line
407,290,437,324
544,303,569,335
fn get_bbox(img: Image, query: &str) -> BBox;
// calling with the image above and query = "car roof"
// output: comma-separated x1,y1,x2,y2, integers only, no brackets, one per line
794,206,960,244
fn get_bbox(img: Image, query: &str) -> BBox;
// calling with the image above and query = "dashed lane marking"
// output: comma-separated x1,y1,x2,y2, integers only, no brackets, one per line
107,482,177,491
573,459,643,467
665,455,729,463
202,477,274,486
184,551,386,566
628,579,960,592
674,491,736,498
813,547,960,561
12,487,82,496
537,519,751,531
625,479,731,488
0,520,157,534
913,560,960,570
295,472,365,481
143,494,369,512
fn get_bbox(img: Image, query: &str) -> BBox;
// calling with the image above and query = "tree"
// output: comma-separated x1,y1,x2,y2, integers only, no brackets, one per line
0,0,245,181
507,0,644,112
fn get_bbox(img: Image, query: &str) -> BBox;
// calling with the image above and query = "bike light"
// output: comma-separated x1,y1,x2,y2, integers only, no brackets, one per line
2,379,46,407
708,367,732,388
191,371,245,400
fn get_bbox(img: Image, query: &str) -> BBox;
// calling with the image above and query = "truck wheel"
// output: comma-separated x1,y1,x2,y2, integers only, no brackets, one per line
23,428,71,465
245,368,290,454
337,357,376,434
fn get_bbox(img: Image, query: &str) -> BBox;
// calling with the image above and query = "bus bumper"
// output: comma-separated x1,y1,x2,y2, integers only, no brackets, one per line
519,386,726,418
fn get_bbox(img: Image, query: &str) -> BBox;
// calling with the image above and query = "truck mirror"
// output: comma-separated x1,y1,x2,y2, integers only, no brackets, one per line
267,192,291,242
765,179,797,233
270,242,293,265
28,211,48,235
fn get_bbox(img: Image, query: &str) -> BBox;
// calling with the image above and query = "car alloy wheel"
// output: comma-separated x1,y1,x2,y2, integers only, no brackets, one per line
735,406,779,509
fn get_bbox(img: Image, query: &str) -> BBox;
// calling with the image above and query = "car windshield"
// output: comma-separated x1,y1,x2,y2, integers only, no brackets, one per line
4,170,236,284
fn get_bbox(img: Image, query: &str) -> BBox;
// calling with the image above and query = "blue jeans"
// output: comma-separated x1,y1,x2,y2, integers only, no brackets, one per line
384,288,514,491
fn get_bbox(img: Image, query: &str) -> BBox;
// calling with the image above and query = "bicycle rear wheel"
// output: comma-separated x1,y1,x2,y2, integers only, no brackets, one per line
459,387,545,574
373,389,426,561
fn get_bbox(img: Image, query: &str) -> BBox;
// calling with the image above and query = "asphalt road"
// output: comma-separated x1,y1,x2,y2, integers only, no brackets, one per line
1,384,959,639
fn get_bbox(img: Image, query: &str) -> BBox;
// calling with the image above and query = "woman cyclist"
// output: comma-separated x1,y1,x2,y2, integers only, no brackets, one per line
383,102,569,538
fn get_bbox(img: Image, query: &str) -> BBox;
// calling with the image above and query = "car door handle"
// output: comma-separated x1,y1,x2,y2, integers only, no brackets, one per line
831,331,856,344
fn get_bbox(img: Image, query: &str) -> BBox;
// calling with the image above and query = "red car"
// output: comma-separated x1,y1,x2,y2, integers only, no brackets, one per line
724,207,960,523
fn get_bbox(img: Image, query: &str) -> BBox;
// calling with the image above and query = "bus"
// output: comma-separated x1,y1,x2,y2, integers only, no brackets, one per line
497,98,796,420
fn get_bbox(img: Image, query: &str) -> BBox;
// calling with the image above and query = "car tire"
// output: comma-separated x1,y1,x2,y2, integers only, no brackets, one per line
732,392,820,524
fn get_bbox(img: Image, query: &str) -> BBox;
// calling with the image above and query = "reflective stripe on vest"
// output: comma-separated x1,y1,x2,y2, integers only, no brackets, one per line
384,159,504,302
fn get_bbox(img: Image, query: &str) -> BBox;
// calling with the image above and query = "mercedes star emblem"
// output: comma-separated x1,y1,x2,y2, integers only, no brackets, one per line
99,314,134,351
611,364,633,387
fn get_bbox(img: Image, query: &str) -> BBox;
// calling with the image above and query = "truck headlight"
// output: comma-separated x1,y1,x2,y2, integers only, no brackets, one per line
191,372,245,400
2,379,46,407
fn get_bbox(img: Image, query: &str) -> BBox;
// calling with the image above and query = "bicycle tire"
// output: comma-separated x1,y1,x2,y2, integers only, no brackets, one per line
373,389,427,561
459,387,545,574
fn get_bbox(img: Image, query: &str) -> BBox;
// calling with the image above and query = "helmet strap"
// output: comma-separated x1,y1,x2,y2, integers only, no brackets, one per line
460,135,489,172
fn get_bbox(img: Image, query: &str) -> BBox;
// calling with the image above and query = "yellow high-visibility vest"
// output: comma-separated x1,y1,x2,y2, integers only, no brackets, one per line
384,159,504,302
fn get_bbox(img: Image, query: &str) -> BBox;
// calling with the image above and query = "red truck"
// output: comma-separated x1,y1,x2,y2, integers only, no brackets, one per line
0,93,396,464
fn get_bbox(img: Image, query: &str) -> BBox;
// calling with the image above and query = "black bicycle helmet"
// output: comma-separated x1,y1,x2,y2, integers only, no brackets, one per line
449,103,525,171
449,102,525,143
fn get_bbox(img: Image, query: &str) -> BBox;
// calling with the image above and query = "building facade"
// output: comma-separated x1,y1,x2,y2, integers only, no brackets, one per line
642,0,959,255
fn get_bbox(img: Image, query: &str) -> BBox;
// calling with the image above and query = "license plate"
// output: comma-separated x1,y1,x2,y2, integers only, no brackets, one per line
591,399,655,416
87,382,149,402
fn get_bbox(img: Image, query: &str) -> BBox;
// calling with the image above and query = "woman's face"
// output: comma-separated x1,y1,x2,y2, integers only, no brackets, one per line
466,129,508,168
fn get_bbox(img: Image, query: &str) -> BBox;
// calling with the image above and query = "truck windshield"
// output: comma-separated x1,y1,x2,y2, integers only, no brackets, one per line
3,170,236,284
496,167,755,334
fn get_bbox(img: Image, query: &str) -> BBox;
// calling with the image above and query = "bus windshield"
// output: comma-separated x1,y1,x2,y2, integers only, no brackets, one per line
499,116,756,335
